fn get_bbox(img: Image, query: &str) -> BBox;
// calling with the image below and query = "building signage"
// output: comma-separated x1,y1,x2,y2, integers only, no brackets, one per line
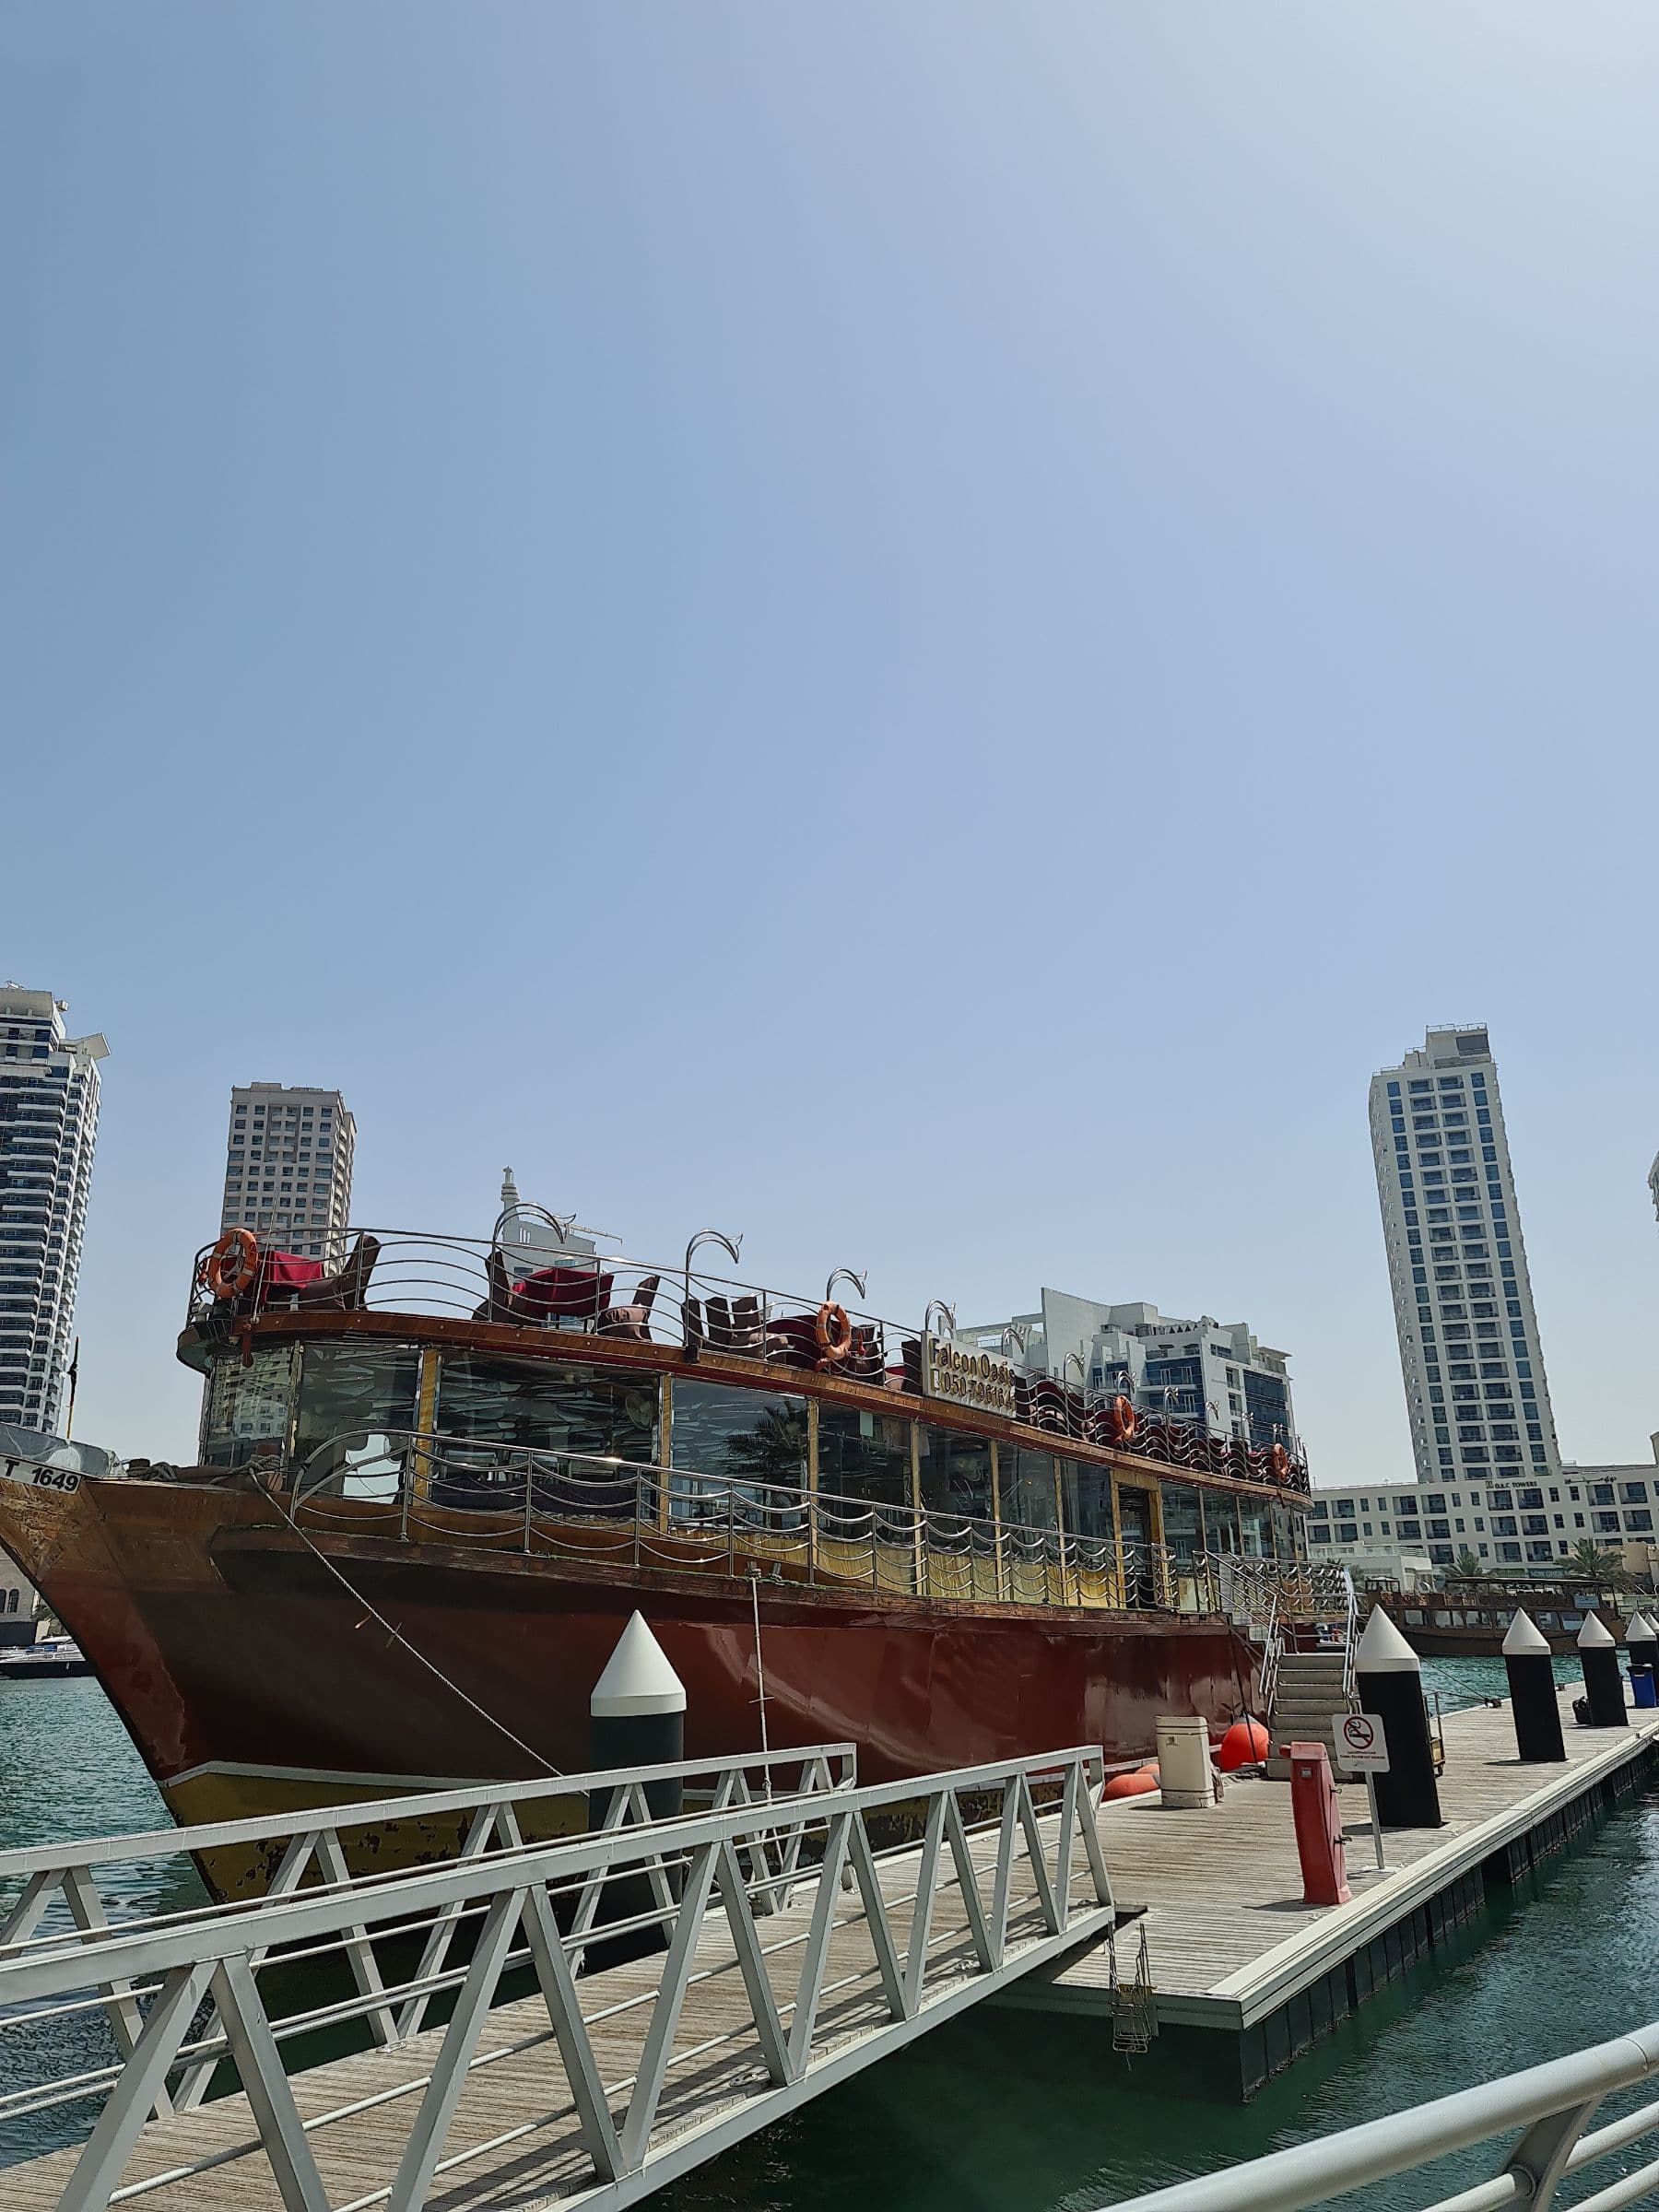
922,1335,1019,1418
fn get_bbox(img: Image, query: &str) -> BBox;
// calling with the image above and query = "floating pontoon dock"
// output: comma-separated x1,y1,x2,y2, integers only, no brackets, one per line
1007,1688,1659,2095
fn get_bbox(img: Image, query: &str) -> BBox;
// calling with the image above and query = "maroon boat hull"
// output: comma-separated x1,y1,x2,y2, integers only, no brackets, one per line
0,1477,1253,1826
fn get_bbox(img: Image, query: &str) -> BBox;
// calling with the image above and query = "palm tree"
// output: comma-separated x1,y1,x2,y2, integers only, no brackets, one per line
1450,1549,1482,1582
1569,1536,1627,1585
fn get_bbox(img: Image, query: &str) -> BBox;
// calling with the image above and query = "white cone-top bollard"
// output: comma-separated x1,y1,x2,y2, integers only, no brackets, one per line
1577,1612,1626,1729
1353,1607,1442,1829
587,1612,688,1962
591,1613,687,1819
1502,1610,1565,1763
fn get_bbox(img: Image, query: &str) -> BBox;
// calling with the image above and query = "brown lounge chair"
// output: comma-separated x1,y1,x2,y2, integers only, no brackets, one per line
596,1275,661,1340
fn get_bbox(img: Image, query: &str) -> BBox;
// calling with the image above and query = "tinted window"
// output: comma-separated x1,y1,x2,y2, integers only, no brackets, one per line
201,1346,297,1469
1061,1458,1115,1542
999,1444,1057,1530
435,1354,658,1461
293,1342,421,1489
817,1405,912,1510
672,1382,806,1487
918,1426,994,1521
1160,1481,1204,1563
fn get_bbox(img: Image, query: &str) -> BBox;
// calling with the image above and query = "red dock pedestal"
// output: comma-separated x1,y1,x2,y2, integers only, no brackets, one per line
1283,1738,1350,1906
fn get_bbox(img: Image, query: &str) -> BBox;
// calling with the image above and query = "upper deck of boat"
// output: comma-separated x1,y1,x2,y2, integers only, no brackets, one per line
177,1221,1312,1521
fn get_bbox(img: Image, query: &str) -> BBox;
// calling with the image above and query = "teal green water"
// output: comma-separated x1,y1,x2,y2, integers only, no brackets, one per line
2,1665,1652,2208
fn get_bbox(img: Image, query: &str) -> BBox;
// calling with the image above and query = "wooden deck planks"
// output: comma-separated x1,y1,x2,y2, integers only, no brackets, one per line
1021,1688,1659,2028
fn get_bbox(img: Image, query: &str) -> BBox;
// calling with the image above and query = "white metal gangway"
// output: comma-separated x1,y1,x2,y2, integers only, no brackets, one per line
1101,2018,1659,2212
0,1743,1115,2211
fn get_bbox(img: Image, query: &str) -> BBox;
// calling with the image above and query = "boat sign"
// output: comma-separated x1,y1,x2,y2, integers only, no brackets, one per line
1333,1711,1390,1773
0,1456,80,1494
922,1335,1019,1418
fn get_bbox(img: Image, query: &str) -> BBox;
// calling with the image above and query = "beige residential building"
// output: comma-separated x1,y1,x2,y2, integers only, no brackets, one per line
219,1084,356,1264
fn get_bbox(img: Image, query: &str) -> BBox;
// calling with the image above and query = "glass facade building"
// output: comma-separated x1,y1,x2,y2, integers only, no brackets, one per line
0,987,106,1435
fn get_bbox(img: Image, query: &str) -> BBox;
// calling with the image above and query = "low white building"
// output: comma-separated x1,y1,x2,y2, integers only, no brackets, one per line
1309,1435,1659,1579
956,1291,1300,1457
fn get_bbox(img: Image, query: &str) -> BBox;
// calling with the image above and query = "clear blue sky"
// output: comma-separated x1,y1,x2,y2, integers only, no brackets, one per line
5,5,1657,1481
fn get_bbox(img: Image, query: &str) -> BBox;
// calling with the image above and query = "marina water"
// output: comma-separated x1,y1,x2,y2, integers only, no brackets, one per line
2,1659,1646,2211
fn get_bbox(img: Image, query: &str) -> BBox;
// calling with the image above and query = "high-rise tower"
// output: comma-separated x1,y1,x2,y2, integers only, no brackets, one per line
1369,1025,1560,1487
220,1084,355,1263
0,986,108,1436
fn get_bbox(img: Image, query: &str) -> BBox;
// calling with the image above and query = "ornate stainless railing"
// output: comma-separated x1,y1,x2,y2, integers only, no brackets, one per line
184,1225,1311,1492
1102,2018,1659,2212
286,1431,1265,1615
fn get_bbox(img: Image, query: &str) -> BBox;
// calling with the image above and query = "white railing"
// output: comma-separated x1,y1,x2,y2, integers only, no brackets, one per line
1102,2019,1659,2212
0,1747,1115,2209
0,1743,856,2105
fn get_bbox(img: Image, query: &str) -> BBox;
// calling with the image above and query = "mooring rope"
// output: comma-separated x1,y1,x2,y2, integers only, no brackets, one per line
269,1496,561,1776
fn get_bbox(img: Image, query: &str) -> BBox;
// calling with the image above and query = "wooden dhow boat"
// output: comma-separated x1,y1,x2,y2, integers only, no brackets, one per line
0,1206,1325,1836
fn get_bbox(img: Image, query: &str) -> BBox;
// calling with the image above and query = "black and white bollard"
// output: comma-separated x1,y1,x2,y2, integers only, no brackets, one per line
590,1610,688,1814
1577,1612,1627,1728
1354,1606,1443,1830
587,1612,688,1963
1502,1610,1565,1763
1625,1612,1656,1704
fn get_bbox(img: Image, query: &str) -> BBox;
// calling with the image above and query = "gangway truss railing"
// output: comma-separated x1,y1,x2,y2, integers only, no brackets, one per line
0,1743,856,2116
1101,2018,1659,2212
0,1745,1115,2212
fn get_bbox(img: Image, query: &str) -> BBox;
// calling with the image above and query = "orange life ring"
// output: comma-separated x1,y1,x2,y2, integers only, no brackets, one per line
1108,1394,1138,1445
815,1300,853,1362
205,1228,259,1301
1269,1442,1290,1481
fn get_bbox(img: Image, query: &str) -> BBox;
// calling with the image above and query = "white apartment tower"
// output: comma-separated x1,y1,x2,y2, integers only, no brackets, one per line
1369,1025,1561,1489
0,986,108,1435
220,1085,356,1263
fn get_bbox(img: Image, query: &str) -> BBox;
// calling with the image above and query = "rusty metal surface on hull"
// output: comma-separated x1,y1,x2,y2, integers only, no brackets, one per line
0,1475,1252,1827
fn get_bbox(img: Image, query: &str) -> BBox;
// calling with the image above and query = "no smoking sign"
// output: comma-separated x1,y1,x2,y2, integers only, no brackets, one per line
1334,1712,1391,1773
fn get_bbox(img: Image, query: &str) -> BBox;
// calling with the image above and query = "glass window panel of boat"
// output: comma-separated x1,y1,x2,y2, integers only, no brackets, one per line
1160,1481,1204,1564
1270,1503,1297,1559
918,1427,993,1523
671,1382,806,1524
293,1343,421,1497
1202,1490,1242,1554
1239,1499,1272,1558
1000,1445,1058,1531
816,1405,913,1513
1060,1459,1114,1543
436,1355,659,1464
201,1347,296,1470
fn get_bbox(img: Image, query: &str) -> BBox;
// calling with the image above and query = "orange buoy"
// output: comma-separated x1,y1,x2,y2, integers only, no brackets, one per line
1218,1718,1271,1772
1103,1767,1160,1800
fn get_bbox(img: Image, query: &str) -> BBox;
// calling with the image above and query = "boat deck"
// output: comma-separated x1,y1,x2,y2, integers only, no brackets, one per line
1010,1688,1659,2084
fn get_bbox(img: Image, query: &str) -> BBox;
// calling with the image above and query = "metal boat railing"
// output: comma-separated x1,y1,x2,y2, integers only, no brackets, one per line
0,1746,1114,2206
1100,2018,1659,2212
184,1226,1311,1492
287,1430,1266,1615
